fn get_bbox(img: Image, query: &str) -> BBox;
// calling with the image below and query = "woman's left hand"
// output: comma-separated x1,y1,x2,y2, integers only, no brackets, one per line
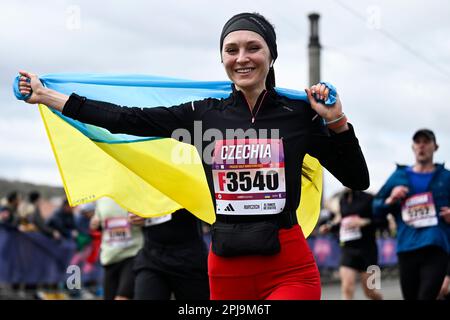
305,83,348,132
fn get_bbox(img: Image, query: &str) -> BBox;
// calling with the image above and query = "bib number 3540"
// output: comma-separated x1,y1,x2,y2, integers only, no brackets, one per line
217,171,279,192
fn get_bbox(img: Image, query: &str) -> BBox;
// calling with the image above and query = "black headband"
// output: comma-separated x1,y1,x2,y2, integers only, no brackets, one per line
220,13,278,62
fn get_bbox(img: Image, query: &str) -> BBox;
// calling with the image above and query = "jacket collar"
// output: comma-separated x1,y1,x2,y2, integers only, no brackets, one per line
230,83,278,108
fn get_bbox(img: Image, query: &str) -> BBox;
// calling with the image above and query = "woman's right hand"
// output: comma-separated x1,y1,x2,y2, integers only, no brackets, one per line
17,70,68,111
18,70,44,104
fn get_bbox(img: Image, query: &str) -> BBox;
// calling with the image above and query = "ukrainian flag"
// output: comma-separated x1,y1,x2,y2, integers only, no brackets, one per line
14,74,322,236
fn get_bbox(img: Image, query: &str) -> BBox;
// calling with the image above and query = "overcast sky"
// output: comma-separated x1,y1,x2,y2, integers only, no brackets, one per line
1,0,449,199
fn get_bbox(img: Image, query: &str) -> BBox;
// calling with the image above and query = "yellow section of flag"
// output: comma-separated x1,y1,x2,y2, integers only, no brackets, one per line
39,104,216,224
297,154,323,237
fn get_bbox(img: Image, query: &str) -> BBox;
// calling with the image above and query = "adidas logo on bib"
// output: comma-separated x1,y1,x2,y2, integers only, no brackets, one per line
224,204,235,212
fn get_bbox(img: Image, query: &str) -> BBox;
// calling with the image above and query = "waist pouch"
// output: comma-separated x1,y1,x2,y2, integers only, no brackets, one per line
211,221,280,257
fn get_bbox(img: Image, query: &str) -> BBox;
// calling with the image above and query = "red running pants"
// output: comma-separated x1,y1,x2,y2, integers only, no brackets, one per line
208,224,321,300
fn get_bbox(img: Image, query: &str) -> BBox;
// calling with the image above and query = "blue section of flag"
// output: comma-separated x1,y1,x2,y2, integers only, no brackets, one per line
12,73,340,143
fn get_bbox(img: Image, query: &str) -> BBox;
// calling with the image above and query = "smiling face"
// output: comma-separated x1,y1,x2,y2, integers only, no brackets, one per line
221,30,272,93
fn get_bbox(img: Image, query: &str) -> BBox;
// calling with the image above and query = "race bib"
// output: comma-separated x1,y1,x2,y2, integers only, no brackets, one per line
104,217,133,248
402,192,438,228
144,214,172,227
212,139,286,215
339,215,362,242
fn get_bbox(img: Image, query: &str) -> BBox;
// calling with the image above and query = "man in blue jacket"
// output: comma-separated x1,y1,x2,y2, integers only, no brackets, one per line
373,129,450,300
